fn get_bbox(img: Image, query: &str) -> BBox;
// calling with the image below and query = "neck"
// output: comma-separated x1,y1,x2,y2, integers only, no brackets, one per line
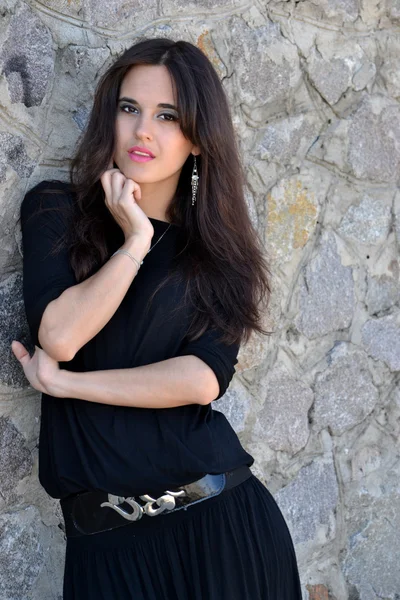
136,176,179,223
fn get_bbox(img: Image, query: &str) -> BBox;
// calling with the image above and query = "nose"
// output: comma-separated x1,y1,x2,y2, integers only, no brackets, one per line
133,111,153,142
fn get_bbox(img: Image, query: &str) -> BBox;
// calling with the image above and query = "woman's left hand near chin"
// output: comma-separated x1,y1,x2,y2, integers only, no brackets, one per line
11,340,62,396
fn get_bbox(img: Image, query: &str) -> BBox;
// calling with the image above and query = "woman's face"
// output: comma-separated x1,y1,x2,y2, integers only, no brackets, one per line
113,64,199,186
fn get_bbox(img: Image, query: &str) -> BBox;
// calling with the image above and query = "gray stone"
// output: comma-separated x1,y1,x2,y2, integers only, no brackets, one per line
337,193,392,245
361,313,400,371
60,45,109,82
71,105,90,131
44,45,110,159
212,377,251,433
348,96,400,182
0,390,41,447
86,0,159,30
255,363,313,453
0,416,33,504
0,133,36,183
313,345,378,435
0,5,54,107
36,0,84,19
217,17,301,120
308,54,351,105
380,36,400,99
273,0,358,24
385,384,400,439
1,3,400,599
305,34,370,106
255,114,321,167
275,455,339,546
164,0,237,9
0,507,45,600
308,95,400,182
366,274,400,315
351,444,382,481
0,272,33,388
352,62,377,91
394,190,400,247
295,233,355,339
342,490,400,600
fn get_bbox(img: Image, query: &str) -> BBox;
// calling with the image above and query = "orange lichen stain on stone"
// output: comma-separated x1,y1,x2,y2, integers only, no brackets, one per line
266,179,318,261
306,584,332,600
197,31,225,77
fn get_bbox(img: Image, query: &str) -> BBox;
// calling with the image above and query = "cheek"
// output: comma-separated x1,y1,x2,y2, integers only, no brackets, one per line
115,117,130,143
163,131,192,157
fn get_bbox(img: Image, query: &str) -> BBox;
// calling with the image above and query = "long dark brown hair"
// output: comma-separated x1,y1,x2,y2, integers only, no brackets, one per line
24,38,272,345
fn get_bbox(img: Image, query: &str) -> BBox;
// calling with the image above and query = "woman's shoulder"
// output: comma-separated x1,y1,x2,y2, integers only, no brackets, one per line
25,179,74,198
21,179,76,223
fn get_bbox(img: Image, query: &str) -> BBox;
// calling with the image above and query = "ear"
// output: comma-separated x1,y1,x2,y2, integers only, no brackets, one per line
191,146,201,157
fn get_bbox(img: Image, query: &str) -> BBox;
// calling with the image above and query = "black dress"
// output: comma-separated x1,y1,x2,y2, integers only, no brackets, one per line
20,180,302,599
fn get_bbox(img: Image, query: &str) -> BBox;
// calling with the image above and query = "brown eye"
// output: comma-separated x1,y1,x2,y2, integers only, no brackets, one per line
159,113,178,122
120,104,138,114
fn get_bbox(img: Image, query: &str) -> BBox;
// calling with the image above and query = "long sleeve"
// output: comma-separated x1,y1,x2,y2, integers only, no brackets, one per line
20,181,77,349
175,327,240,401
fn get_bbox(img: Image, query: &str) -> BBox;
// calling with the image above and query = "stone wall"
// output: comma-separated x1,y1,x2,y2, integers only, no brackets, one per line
1,1,399,599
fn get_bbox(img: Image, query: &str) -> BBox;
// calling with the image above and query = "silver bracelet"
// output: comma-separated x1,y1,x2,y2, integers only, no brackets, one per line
110,249,144,271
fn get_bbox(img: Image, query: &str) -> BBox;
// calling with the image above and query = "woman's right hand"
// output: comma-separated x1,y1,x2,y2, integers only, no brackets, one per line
100,162,154,244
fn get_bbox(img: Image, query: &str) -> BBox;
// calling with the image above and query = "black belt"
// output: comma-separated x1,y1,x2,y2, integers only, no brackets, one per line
60,465,253,538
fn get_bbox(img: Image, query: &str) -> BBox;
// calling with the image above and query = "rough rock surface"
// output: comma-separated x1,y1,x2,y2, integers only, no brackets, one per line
1,1,399,598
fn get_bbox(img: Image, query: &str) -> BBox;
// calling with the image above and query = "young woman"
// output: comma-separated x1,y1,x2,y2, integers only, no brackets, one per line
12,38,302,599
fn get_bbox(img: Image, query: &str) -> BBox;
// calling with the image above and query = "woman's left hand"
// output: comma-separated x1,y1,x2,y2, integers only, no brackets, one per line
11,341,61,394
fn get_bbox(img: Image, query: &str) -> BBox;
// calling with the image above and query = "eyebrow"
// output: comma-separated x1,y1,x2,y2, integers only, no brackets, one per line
118,97,178,111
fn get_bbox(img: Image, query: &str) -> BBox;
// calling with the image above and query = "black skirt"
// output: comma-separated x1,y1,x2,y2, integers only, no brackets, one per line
63,474,302,599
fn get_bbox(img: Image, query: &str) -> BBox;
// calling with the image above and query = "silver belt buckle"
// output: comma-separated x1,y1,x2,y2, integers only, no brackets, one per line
100,488,186,521
100,473,226,521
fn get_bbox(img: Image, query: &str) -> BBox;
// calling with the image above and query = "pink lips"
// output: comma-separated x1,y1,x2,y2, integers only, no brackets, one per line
128,146,155,163
128,153,154,163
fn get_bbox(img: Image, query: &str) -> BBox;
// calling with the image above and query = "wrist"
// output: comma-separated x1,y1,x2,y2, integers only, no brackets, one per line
123,235,151,259
47,369,73,398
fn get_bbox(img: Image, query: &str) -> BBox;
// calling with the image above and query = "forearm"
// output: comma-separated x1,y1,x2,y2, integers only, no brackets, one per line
49,356,218,407
39,236,150,362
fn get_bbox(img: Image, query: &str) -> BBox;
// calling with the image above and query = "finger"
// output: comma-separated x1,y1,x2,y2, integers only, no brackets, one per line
111,172,125,203
131,180,141,202
11,341,30,365
123,179,141,202
100,163,120,198
100,170,112,200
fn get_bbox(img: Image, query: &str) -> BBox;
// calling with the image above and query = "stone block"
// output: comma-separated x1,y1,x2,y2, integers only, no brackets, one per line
212,377,251,433
306,583,331,600
0,506,45,599
275,455,339,547
0,272,33,388
337,193,392,246
295,232,355,339
264,173,322,268
348,96,400,182
0,416,33,504
0,133,36,184
343,493,400,600
0,5,53,107
361,312,400,371
86,0,159,30
313,345,378,435
214,16,301,122
366,274,400,315
254,362,313,454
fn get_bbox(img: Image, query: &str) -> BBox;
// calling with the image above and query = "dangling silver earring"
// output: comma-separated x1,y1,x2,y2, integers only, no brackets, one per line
191,155,199,206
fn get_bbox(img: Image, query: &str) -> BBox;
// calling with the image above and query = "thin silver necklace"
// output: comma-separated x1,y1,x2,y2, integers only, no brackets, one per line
146,223,172,257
